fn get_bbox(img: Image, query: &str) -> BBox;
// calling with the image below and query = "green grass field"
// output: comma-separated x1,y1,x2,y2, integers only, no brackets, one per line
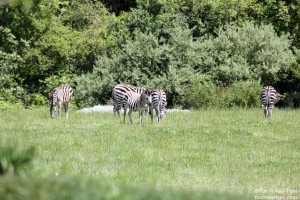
0,108,299,199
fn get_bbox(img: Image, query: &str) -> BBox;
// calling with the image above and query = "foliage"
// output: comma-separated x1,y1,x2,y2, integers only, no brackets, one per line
75,9,201,107
184,81,261,109
197,22,295,86
0,142,35,176
0,176,252,200
1,0,300,108
0,0,115,105
76,18,296,108
2,0,36,12
270,47,300,107
0,100,23,110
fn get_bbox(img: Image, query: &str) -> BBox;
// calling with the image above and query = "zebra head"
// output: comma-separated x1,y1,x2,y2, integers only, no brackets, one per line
160,107,167,118
143,89,152,105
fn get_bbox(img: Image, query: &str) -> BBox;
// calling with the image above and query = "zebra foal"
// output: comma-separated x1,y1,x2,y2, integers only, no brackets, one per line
123,90,152,124
149,88,167,123
49,84,73,119
260,86,277,118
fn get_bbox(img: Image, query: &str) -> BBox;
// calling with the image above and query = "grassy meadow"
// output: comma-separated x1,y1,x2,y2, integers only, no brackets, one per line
0,108,299,199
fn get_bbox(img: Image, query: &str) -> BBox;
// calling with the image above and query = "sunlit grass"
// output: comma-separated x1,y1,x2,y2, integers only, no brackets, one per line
0,108,299,197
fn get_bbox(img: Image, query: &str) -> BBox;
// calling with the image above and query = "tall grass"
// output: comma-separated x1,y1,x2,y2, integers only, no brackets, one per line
0,108,299,199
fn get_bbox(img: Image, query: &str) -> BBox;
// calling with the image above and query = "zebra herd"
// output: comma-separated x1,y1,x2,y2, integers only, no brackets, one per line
49,84,277,121
112,84,168,124
49,83,168,123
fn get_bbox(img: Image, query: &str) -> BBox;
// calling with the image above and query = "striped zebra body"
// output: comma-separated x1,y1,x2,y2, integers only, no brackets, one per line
50,84,73,118
112,84,149,117
124,90,152,124
149,88,167,123
261,86,277,118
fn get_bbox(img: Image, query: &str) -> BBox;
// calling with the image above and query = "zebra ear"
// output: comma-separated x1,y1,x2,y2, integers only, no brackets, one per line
144,89,152,95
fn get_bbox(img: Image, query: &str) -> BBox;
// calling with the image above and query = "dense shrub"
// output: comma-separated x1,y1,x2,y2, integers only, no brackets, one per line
75,10,202,107
184,81,261,109
1,1,300,108
196,22,295,86
76,19,295,108
223,81,262,108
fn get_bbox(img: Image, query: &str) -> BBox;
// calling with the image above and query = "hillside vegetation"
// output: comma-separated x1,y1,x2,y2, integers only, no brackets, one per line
1,0,300,108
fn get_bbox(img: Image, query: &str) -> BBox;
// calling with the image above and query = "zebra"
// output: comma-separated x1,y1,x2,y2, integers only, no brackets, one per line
49,84,73,119
123,90,152,124
111,84,150,117
149,88,167,123
260,86,277,118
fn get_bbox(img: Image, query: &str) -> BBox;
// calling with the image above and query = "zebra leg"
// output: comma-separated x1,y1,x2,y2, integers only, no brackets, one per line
139,109,144,125
123,107,127,123
263,106,267,118
64,102,70,119
50,104,56,118
269,107,273,117
157,106,161,123
150,107,154,123
58,102,62,117
128,109,133,124
155,108,160,123
117,104,122,118
113,103,116,116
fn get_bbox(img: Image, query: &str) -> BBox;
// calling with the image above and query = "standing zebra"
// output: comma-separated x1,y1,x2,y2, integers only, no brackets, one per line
149,88,167,123
123,90,152,124
260,86,277,118
49,84,73,119
112,84,150,117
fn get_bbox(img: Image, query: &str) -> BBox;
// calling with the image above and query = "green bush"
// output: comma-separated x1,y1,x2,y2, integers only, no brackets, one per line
0,143,35,176
75,9,203,107
29,94,48,107
0,100,23,110
75,18,296,108
183,81,219,109
224,81,261,108
197,22,295,86
184,81,261,109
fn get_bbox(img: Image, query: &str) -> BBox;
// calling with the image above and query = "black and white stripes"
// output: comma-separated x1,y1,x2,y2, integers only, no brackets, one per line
149,88,167,123
112,84,146,117
124,90,152,124
49,84,73,118
261,86,277,118
112,84,168,124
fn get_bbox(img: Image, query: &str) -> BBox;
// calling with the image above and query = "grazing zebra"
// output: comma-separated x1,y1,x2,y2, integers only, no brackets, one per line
149,88,167,123
260,86,277,118
112,84,150,117
49,84,73,119
123,90,152,124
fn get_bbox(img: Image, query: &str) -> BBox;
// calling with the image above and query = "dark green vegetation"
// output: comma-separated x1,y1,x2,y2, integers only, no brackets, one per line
0,176,252,200
1,0,300,109
0,177,253,200
0,109,299,199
